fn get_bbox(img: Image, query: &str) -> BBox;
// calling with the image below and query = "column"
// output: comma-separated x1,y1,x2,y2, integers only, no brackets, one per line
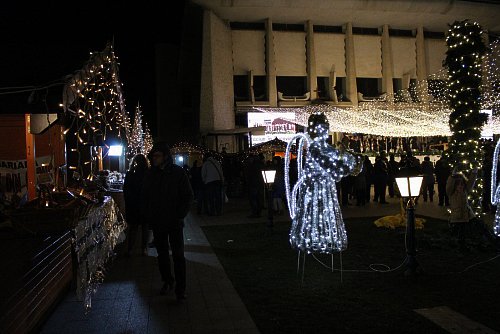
416,26,429,103
381,25,394,98
345,22,358,105
265,18,278,107
306,20,318,100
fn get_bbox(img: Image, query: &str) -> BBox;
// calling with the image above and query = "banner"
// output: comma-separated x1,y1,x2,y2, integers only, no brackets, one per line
0,155,54,199
247,112,297,146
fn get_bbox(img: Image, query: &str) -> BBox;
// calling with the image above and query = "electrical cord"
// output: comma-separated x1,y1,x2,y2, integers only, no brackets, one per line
0,82,64,95
310,218,500,276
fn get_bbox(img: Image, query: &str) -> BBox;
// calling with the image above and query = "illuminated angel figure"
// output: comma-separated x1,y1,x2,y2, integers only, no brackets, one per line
285,112,363,254
491,139,500,236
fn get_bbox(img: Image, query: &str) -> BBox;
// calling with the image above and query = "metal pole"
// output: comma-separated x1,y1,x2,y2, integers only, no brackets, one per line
267,185,274,229
405,197,419,275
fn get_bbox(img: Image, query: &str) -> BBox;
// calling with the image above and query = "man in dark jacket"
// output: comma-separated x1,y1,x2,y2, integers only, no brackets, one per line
373,153,389,204
141,142,193,301
435,154,451,206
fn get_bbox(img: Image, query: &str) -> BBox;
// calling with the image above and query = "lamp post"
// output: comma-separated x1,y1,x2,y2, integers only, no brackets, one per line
395,167,423,276
261,170,276,229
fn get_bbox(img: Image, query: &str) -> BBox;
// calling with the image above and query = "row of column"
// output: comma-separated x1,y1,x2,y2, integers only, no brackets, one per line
263,20,429,107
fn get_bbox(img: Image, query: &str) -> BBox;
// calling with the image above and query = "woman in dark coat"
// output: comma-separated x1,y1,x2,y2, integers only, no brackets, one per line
123,154,149,256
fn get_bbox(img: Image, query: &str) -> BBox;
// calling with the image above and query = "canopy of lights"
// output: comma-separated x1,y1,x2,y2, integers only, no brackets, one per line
255,39,500,138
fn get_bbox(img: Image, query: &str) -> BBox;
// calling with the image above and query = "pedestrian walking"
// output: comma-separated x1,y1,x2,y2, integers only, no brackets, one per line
189,160,204,214
373,153,389,204
446,167,478,253
245,154,265,218
123,154,149,257
388,153,399,198
271,156,285,215
201,152,224,216
435,154,451,206
141,142,193,301
354,155,368,206
421,156,435,202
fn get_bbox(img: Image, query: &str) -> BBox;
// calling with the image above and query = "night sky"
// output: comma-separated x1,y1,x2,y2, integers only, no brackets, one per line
0,1,186,135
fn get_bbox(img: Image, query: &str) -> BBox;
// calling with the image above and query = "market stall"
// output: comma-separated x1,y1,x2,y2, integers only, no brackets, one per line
171,141,207,167
0,42,130,333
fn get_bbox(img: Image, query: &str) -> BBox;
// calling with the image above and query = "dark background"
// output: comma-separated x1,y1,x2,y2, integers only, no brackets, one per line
0,1,187,136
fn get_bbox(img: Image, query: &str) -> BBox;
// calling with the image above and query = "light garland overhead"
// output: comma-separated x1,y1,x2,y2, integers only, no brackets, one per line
255,40,500,138
285,112,363,254
171,142,207,156
482,38,500,110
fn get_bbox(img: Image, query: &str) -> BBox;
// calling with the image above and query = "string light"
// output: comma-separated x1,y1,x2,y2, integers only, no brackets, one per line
445,20,487,217
170,142,207,156
128,103,145,158
62,42,129,178
143,124,153,156
284,112,362,254
491,139,500,236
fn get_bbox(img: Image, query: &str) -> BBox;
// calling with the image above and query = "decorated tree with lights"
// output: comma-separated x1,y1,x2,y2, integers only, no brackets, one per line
129,103,144,158
143,123,153,155
445,20,487,216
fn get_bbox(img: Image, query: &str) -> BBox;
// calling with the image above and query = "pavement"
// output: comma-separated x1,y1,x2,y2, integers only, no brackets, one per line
40,185,496,334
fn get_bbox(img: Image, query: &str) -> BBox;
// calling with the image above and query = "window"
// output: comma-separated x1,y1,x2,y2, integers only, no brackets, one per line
254,76,267,101
356,78,381,97
272,23,304,32
316,77,329,99
424,31,445,39
352,27,379,35
393,78,403,92
335,77,348,101
313,25,343,33
230,22,265,30
276,76,307,96
389,29,413,37
234,75,249,101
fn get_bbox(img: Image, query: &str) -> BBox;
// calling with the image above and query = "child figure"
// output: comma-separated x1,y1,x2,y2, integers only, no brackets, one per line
446,166,478,251
285,112,362,254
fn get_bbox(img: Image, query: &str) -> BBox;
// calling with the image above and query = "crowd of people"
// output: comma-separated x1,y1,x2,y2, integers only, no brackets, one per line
121,139,498,301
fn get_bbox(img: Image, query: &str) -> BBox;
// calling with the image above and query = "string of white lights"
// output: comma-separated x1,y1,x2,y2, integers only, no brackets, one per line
491,139,500,236
285,112,362,254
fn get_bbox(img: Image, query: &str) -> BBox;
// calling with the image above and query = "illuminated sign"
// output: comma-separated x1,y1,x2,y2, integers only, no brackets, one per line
247,112,297,146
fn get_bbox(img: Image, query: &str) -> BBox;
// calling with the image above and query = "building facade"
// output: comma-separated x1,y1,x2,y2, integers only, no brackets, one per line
156,0,500,152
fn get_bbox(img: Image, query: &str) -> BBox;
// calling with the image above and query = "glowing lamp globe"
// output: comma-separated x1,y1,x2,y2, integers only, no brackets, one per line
261,170,276,184
395,167,423,198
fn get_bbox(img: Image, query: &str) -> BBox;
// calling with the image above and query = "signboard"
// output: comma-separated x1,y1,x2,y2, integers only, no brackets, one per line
247,112,297,146
0,155,53,200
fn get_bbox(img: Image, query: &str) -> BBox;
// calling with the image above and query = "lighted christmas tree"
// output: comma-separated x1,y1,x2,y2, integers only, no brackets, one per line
143,123,153,156
129,103,144,158
445,20,487,216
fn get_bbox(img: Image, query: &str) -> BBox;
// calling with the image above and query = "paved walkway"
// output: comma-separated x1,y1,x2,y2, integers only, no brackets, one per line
40,209,260,334
40,185,495,333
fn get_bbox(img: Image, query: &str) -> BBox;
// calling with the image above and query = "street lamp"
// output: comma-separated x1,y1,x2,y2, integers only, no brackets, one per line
261,170,276,229
395,167,423,276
